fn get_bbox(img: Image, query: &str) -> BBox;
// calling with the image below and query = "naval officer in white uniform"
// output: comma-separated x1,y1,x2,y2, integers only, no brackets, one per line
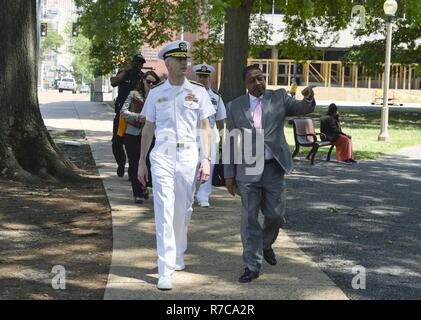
138,40,215,290
193,63,226,208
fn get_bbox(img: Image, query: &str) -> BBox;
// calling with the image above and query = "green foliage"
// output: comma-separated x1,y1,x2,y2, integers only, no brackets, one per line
342,0,421,70
63,22,95,84
68,34,95,84
275,0,353,61
75,0,202,74
415,66,421,78
191,1,226,64
249,13,273,58
341,41,385,76
40,23,64,62
272,0,420,69
74,0,420,76
192,38,223,64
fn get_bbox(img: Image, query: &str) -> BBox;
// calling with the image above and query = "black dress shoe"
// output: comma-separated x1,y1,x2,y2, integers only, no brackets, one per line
143,187,149,200
263,248,277,265
238,267,259,283
117,165,125,177
134,197,144,204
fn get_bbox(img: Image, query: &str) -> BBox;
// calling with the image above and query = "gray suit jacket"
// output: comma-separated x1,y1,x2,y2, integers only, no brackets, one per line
224,88,315,182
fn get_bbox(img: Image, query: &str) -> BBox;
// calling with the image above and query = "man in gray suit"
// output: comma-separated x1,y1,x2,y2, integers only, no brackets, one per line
224,65,315,283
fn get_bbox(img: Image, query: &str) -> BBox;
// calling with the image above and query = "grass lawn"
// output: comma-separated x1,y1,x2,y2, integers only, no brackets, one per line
104,100,420,160
285,107,421,160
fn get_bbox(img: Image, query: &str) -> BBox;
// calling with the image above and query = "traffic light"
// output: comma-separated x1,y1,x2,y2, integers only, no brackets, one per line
40,22,47,37
72,23,79,37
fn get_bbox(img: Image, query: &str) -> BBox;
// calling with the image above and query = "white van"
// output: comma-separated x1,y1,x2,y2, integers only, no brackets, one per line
58,77,77,94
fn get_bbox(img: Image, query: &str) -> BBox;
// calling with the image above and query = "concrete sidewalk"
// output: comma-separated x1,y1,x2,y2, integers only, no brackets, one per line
40,98,348,300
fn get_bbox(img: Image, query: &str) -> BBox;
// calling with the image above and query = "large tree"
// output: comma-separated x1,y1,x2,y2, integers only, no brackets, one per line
0,1,77,181
74,0,420,103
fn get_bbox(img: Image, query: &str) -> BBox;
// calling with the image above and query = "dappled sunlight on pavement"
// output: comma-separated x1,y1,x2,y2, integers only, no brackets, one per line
39,96,348,300
286,148,421,299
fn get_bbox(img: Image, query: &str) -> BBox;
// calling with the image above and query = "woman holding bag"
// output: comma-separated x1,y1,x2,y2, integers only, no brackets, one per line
120,71,160,203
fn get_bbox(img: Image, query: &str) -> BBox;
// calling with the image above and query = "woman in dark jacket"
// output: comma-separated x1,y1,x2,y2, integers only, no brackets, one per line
120,71,160,203
320,103,356,163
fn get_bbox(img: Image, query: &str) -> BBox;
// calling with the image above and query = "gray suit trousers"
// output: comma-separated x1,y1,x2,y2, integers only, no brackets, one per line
237,161,286,273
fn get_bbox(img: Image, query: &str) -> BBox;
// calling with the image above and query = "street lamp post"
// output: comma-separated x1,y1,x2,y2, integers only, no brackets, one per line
378,0,398,141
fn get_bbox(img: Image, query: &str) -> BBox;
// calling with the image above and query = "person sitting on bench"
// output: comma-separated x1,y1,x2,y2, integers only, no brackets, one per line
320,103,357,164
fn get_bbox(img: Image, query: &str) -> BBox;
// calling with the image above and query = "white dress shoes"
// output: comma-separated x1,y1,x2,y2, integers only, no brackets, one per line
157,276,172,290
175,257,185,271
198,201,210,208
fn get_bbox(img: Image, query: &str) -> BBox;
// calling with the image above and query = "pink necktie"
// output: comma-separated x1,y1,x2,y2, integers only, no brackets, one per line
253,98,262,129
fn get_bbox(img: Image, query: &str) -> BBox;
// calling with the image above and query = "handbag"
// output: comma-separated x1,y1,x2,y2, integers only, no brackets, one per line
126,91,144,129
212,149,225,187
116,114,128,137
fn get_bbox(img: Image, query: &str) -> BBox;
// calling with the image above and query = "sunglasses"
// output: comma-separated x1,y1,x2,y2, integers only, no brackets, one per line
145,79,156,85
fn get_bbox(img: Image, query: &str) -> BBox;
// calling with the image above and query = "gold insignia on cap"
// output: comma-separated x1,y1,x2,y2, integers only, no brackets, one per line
179,42,187,52
194,64,213,75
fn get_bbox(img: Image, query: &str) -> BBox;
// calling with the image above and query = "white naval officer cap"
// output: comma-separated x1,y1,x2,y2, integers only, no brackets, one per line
158,40,192,60
193,63,215,75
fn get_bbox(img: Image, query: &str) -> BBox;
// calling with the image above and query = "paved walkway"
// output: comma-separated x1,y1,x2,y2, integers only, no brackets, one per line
285,147,421,300
39,96,347,300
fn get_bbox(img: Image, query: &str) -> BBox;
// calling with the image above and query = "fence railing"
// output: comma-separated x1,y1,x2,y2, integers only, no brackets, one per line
216,59,420,90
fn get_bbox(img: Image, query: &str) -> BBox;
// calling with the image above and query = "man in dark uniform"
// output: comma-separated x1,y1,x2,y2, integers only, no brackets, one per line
110,53,146,177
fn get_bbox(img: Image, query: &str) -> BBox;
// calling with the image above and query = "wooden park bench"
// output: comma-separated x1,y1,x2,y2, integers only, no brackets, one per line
371,90,403,106
288,118,335,165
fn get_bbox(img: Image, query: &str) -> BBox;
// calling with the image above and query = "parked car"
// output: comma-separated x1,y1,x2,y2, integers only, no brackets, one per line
79,84,90,94
58,77,77,94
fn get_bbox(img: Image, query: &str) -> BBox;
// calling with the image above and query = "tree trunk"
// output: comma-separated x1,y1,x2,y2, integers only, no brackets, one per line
220,0,254,104
0,0,78,182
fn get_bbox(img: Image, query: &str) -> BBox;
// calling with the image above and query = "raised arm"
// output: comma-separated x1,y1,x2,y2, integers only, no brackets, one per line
110,62,135,87
284,86,316,117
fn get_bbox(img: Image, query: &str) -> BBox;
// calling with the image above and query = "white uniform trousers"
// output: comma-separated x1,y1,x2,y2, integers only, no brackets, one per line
196,129,218,203
150,144,198,277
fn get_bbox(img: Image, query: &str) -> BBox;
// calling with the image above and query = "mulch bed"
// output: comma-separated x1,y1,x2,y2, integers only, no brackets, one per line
0,132,112,299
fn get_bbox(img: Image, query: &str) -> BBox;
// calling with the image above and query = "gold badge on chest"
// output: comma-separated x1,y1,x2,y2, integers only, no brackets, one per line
185,93,198,103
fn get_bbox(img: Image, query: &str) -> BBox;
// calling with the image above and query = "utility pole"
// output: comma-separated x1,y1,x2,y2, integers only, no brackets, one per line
36,0,43,91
